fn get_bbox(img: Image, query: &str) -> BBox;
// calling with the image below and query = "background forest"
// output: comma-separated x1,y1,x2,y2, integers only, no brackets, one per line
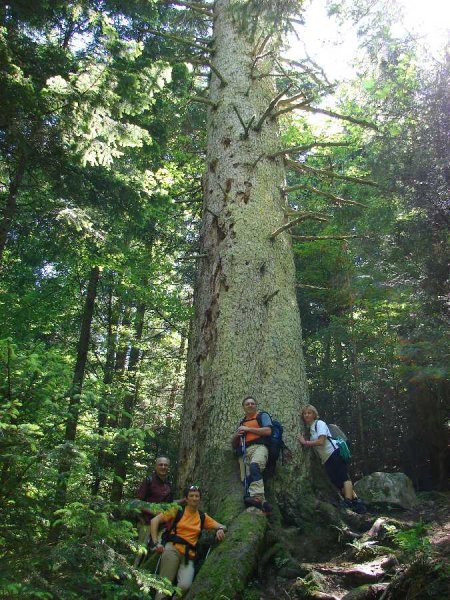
0,0,448,598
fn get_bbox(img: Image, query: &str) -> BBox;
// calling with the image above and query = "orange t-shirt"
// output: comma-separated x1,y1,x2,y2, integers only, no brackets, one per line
242,413,261,444
160,506,220,558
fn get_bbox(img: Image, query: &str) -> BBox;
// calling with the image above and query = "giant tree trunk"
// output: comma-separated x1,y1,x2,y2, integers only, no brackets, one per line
179,2,312,594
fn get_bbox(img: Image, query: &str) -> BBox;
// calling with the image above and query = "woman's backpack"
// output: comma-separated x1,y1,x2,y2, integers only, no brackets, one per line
314,421,352,462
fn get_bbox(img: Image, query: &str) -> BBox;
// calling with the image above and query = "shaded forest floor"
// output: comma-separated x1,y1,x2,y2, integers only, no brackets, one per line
245,491,450,600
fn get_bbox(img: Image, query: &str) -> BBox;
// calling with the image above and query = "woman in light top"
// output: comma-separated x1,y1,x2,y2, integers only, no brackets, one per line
299,404,366,513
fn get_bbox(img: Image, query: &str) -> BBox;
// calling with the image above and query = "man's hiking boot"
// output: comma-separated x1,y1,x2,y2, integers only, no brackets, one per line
244,496,273,515
340,498,367,514
351,498,367,514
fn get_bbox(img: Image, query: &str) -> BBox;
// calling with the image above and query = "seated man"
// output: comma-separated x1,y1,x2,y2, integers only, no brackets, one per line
231,396,273,513
134,456,176,566
151,485,226,599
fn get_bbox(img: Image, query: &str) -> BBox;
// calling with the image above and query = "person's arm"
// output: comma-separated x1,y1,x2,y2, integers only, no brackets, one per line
238,413,272,438
204,515,227,541
299,434,326,447
150,513,165,554
238,424,271,436
231,430,242,447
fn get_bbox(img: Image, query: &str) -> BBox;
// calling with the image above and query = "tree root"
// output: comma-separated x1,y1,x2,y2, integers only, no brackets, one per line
184,508,268,599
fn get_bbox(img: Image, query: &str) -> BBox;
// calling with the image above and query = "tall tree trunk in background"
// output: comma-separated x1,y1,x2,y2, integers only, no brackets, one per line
52,265,100,518
107,303,132,428
0,153,26,265
110,301,146,502
349,308,367,469
179,2,311,596
92,282,118,496
165,334,186,429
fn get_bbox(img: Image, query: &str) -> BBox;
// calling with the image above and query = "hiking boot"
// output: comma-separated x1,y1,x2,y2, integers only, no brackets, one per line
340,498,367,514
351,498,367,514
244,497,273,515
339,499,354,510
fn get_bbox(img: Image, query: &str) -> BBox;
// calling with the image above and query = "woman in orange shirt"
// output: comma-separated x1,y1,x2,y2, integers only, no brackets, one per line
150,486,226,599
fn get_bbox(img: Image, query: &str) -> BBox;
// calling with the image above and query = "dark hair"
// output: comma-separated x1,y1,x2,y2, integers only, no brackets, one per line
242,396,256,406
184,485,201,497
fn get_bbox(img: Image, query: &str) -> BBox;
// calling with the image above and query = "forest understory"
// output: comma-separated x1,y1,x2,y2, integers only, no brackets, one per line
221,492,450,600
1,1,448,598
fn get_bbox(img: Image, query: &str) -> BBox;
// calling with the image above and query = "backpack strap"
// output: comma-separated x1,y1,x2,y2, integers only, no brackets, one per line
314,421,338,450
165,507,206,564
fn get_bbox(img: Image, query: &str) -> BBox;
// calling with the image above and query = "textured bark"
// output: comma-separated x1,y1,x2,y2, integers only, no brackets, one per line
179,0,310,526
177,6,315,594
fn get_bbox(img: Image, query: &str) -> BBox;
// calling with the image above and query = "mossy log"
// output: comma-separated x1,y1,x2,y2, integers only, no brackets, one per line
185,508,267,599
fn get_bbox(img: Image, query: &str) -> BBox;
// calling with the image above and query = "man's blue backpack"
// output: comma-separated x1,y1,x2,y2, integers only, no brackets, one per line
257,412,286,467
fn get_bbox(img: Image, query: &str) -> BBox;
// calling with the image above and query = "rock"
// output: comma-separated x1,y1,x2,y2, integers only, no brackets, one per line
354,472,418,510
316,555,397,585
341,583,389,599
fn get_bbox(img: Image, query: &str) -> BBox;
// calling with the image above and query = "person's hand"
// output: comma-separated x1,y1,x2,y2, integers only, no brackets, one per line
215,528,225,542
298,434,306,445
155,542,165,554
237,426,249,434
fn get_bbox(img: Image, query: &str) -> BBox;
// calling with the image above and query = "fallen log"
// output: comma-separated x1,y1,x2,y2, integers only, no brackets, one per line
184,508,268,599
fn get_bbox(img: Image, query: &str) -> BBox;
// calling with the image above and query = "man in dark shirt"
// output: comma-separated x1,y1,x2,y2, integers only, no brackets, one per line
134,456,175,566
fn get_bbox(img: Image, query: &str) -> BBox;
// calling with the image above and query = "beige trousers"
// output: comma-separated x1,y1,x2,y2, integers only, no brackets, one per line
154,543,195,600
239,443,268,500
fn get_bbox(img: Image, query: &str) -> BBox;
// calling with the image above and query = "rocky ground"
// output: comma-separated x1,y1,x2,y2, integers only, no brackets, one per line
247,491,450,600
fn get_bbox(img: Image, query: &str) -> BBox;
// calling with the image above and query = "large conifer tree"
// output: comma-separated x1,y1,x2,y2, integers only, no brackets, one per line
175,2,316,595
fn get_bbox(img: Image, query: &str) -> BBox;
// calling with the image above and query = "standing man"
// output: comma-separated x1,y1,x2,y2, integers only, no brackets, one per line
231,396,273,513
151,485,226,599
134,456,176,566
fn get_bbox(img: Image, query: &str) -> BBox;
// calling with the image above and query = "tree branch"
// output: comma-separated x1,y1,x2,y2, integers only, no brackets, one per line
270,141,352,159
301,106,379,130
272,99,312,119
285,160,378,187
270,213,328,239
250,51,274,77
276,91,307,107
165,1,213,16
146,29,211,52
253,84,293,131
284,183,368,208
253,32,274,58
232,105,255,139
189,95,218,109
189,59,227,86
177,253,208,260
296,283,329,290
292,234,366,241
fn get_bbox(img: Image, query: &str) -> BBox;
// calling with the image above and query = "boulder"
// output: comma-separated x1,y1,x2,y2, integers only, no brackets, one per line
354,472,418,510
341,583,389,599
